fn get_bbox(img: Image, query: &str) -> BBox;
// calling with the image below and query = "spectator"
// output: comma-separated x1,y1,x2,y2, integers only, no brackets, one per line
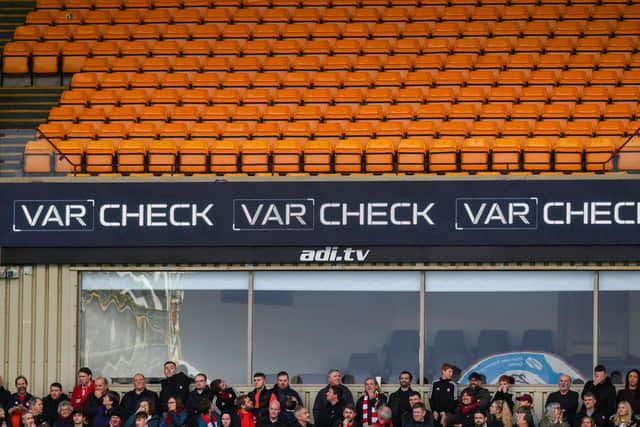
54,402,75,427
211,381,237,418
453,391,479,427
582,366,617,419
109,411,123,427
313,371,354,422
378,406,394,427
160,363,191,414
355,378,387,427
72,368,96,410
431,364,459,422
72,410,86,427
28,398,47,427
515,409,534,427
23,411,37,427
249,374,274,420
338,405,355,427
463,374,490,412
159,397,186,427
282,397,299,427
473,412,489,427
575,393,608,427
135,412,151,427
316,386,345,427
492,377,515,412
579,418,594,427
124,400,159,427
85,378,109,426
121,375,159,419
197,400,218,427
5,376,34,427
220,414,232,427
546,376,579,427
257,400,285,427
617,370,640,416
389,372,414,427
1,408,8,427
45,384,69,426
514,396,538,427
437,413,452,427
94,391,120,427
402,393,423,427
539,403,569,427
271,373,302,415
186,375,212,423
403,403,433,427
609,402,636,427
294,407,312,427
0,378,10,410
237,395,256,427
489,401,512,427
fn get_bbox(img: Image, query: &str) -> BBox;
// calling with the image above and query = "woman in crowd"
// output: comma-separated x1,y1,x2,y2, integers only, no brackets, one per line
610,401,637,427
54,402,74,427
618,371,640,416
210,381,237,418
220,413,233,427
514,408,534,427
95,391,120,427
71,410,86,427
159,397,186,427
490,401,512,427
355,379,387,427
0,408,8,427
125,400,159,427
579,417,594,427
197,400,219,427
538,403,568,427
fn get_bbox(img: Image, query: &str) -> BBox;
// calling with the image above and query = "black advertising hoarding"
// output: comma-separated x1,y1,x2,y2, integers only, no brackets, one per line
2,178,640,263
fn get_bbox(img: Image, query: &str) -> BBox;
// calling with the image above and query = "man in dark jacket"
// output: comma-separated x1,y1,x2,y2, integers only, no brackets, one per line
160,362,191,414
402,392,424,427
389,371,414,427
546,375,579,426
575,393,609,427
83,377,109,427
0,377,10,410
5,376,34,427
257,401,287,427
430,363,459,423
582,365,617,418
44,383,70,426
313,370,354,422
186,374,212,424
403,403,434,427
463,373,490,412
120,374,159,419
249,374,274,420
315,387,345,427
271,372,302,415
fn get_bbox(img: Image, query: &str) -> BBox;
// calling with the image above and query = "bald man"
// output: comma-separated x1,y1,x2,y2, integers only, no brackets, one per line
120,374,159,419
546,375,579,426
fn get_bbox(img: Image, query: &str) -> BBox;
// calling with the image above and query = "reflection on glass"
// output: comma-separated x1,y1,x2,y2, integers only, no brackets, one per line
81,271,248,384
425,271,594,384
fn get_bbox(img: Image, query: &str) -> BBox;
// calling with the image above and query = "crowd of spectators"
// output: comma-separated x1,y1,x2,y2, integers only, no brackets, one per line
1,363,638,427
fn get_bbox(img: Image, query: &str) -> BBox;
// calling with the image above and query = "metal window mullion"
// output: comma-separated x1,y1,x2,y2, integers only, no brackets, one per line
247,271,254,385
593,271,599,370
419,270,425,386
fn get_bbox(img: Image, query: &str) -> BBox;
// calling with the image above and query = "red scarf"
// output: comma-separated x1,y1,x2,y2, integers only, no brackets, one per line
461,404,479,414
202,414,218,427
217,391,232,401
164,409,184,426
362,393,379,426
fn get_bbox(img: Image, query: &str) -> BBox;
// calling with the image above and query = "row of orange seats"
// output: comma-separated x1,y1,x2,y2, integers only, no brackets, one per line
31,2,640,22
23,136,624,175
38,116,634,143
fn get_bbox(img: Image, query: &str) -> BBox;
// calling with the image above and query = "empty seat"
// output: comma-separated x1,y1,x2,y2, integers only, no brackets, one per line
303,140,333,173
585,138,615,171
148,140,178,173
179,140,209,174
365,139,395,173
429,139,458,172
397,138,426,173
241,140,271,173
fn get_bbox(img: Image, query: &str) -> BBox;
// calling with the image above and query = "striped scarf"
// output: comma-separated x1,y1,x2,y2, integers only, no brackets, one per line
362,393,379,426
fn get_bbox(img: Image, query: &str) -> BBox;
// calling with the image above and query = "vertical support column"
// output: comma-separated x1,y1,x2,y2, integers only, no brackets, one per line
247,271,254,385
593,271,599,370
419,271,425,386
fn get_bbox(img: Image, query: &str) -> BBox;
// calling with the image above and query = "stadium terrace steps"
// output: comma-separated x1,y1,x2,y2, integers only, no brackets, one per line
0,0,35,51
0,86,64,176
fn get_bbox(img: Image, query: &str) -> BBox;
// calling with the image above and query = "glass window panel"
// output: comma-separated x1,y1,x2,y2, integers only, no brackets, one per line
81,271,248,384
598,271,640,384
253,271,420,384
425,271,593,384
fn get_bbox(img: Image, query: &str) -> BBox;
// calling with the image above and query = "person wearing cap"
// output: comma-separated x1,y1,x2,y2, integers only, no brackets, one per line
71,369,95,411
491,376,515,413
108,410,123,427
582,366,617,419
463,374,490,412
513,396,538,427
546,376,579,427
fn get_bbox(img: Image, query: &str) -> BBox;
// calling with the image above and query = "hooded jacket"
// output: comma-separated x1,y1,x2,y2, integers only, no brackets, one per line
582,378,617,418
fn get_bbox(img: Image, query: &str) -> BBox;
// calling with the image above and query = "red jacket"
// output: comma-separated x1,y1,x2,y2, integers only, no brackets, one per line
238,410,256,427
71,381,95,409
